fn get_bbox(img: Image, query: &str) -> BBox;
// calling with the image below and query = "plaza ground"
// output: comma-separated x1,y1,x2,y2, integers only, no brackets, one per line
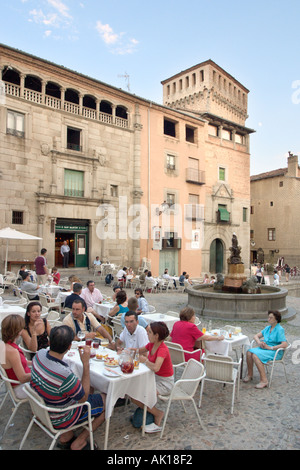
0,272,299,451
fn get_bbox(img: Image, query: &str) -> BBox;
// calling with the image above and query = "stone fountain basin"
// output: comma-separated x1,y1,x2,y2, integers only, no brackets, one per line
186,284,295,321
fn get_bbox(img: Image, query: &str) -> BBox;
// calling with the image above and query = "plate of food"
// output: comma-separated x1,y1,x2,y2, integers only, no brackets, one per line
211,329,220,336
95,353,109,361
104,357,119,368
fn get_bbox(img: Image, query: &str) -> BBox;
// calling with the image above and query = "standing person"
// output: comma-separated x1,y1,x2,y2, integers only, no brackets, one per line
285,264,291,282
273,270,280,286
30,325,106,450
60,241,70,268
35,248,48,285
255,263,263,284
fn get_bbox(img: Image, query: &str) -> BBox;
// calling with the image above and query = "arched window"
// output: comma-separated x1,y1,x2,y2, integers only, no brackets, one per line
65,88,79,104
83,95,96,109
46,81,61,98
25,75,42,92
2,67,20,85
100,100,112,115
116,105,128,120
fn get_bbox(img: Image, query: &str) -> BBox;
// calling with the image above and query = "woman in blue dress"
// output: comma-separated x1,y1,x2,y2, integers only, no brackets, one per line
243,310,288,389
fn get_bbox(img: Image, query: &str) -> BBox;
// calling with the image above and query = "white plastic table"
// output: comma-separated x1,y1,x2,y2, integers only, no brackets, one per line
142,313,179,332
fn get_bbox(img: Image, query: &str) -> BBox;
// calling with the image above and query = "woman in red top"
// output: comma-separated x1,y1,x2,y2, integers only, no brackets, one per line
170,307,224,361
132,321,173,432
1,314,31,399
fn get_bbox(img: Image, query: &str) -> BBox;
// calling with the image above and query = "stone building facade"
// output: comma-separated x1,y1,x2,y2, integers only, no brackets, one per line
161,60,255,274
0,45,253,277
250,153,300,266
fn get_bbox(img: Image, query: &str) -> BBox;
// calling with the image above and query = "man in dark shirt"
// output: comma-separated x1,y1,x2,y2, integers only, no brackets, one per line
64,283,87,310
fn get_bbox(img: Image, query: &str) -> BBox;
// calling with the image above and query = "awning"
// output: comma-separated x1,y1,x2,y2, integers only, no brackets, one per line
218,207,230,221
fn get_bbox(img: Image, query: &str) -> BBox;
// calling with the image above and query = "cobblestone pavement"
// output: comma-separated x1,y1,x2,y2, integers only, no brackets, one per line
1,276,299,451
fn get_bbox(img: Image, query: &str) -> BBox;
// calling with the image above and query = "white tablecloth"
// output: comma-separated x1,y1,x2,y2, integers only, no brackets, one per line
55,291,72,303
93,302,116,319
205,332,250,356
39,285,61,297
0,305,26,323
65,347,157,448
142,313,179,332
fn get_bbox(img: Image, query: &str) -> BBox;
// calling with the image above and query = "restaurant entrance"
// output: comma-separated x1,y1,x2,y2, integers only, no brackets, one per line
55,219,89,268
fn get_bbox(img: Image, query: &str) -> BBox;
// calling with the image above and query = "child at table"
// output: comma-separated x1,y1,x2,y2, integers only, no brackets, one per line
51,267,60,285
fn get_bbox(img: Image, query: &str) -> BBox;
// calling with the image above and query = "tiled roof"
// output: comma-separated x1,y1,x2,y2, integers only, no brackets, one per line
250,168,287,181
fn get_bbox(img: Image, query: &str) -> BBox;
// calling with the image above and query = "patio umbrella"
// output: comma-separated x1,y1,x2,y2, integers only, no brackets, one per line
0,227,42,274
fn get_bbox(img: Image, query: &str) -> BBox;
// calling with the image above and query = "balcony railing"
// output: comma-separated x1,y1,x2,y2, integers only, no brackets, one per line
186,168,205,185
4,82,129,129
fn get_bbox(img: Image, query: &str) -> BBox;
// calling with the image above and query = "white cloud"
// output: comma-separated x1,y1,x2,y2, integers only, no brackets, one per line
96,21,119,45
96,21,139,54
47,0,72,19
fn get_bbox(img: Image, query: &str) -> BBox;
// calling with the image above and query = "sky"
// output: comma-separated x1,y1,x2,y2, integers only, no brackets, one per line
1,0,300,176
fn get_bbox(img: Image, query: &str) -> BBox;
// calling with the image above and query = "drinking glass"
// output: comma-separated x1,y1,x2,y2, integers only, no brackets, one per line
77,331,85,342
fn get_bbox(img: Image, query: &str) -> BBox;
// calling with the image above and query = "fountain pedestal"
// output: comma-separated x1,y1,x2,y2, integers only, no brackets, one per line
222,263,247,293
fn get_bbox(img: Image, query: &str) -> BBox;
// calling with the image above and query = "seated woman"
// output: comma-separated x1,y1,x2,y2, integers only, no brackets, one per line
134,288,149,314
107,290,128,321
244,310,288,389
132,322,174,432
21,301,51,357
170,307,224,361
1,314,31,399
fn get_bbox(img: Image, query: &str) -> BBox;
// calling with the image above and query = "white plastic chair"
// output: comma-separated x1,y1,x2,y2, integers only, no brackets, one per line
39,294,61,314
19,383,94,450
47,310,60,322
144,279,157,293
158,359,206,438
166,311,180,317
199,354,241,414
0,364,29,439
2,298,28,308
110,316,123,340
148,305,156,313
165,341,203,378
249,339,291,388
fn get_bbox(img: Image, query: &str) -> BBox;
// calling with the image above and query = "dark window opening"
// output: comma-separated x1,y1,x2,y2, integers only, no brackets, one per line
100,100,112,115
164,118,177,138
186,126,196,143
46,82,61,99
24,75,41,92
12,211,23,224
83,95,96,109
2,68,20,85
67,127,81,151
65,88,79,104
116,105,128,119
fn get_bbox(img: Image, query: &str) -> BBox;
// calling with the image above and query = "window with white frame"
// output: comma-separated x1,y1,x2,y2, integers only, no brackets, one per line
166,154,176,170
7,110,25,137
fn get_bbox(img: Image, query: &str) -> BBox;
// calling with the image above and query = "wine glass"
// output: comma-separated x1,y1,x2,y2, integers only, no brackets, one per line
77,331,85,342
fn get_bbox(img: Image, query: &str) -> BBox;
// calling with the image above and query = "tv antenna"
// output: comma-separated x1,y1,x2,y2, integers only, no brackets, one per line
118,72,130,92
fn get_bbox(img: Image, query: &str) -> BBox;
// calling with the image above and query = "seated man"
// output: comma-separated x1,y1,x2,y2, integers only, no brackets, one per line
63,299,114,346
30,325,106,450
64,283,87,311
80,280,104,321
120,297,149,329
20,271,40,300
116,311,149,350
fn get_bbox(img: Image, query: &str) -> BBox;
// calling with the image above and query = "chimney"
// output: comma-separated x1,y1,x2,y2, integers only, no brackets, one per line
287,153,299,177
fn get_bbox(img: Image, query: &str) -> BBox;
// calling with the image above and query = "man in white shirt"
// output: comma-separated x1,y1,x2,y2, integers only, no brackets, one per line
60,241,70,268
116,311,148,350
80,280,104,321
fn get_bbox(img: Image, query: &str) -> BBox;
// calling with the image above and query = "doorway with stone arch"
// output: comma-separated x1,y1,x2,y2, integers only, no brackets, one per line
209,238,224,273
